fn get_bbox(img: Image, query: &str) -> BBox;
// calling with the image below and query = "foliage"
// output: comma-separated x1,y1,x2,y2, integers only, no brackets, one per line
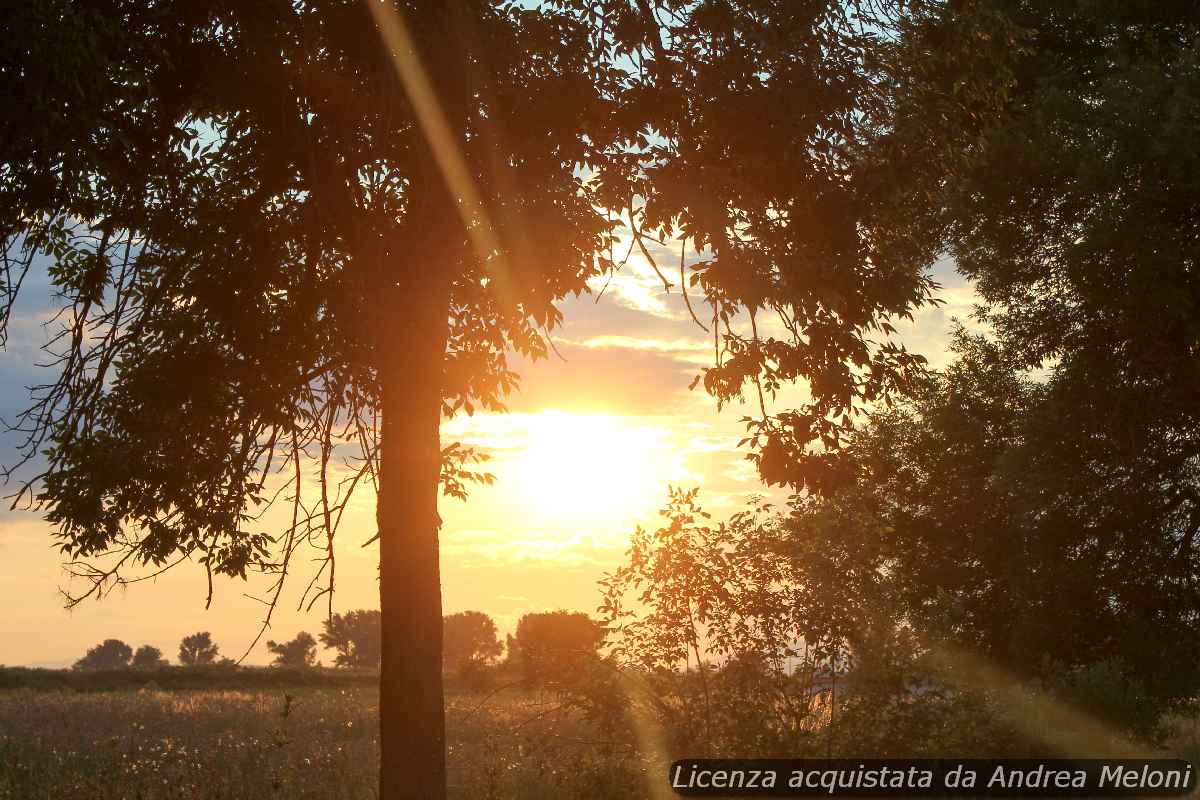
73,639,133,671
869,0,1200,702
575,0,940,495
453,661,500,694
507,610,604,689
0,2,980,795
789,332,1200,710
443,611,503,676
1045,658,1158,741
596,490,846,755
266,632,318,668
890,1,1200,419
602,488,809,667
319,609,381,668
0,0,938,608
178,632,220,667
600,361,1200,747
131,645,168,669
1161,699,1200,772
599,336,1198,741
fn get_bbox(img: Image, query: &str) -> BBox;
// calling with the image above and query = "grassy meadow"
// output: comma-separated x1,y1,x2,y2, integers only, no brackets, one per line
0,681,647,800
3,670,1200,800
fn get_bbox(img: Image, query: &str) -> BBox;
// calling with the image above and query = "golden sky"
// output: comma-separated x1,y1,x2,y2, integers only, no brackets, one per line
0,249,976,667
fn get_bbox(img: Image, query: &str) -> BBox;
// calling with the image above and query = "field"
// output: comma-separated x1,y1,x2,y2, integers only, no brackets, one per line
4,670,1200,800
0,684,647,800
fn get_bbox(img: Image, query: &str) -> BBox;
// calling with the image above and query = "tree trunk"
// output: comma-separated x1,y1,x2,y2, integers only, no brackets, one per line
375,4,466,797
377,287,451,800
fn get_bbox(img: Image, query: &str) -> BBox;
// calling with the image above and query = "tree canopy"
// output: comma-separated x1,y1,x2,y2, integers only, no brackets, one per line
320,609,381,668
442,610,503,675
508,610,605,688
781,332,1200,704
603,0,1200,733
2,2,952,797
178,632,220,666
131,644,169,669
851,0,1200,702
73,638,133,671
267,631,319,668
879,0,1200,483
0,0,937,606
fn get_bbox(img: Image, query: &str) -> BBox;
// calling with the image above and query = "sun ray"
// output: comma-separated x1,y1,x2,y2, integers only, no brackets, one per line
364,0,517,309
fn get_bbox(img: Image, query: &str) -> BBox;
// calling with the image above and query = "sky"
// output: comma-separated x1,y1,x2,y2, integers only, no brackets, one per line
0,246,977,667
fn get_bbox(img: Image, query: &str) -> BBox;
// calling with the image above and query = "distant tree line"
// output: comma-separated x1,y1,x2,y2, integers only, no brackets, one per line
71,610,603,684
73,631,229,670
317,607,605,688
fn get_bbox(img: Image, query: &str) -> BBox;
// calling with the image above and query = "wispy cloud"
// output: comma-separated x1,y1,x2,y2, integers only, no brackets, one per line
440,527,627,567
569,334,709,354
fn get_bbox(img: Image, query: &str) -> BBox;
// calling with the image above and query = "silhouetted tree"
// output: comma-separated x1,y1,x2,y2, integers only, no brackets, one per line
131,644,168,669
851,0,1200,706
508,610,604,688
320,609,381,668
267,631,318,668
606,330,1200,734
178,632,220,666
442,611,502,676
877,2,1200,517
0,3,940,797
882,2,1200,445
73,639,132,671
786,333,1200,709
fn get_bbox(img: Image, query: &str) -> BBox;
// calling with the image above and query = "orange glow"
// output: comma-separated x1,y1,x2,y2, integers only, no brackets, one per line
512,411,679,524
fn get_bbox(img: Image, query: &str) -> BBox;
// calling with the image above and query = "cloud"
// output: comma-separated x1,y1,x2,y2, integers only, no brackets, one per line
892,261,986,367
585,236,702,322
504,339,699,415
569,334,709,354
440,527,627,567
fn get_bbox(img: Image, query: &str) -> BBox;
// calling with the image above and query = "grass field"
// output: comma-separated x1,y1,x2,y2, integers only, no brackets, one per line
4,676,1199,800
0,685,647,800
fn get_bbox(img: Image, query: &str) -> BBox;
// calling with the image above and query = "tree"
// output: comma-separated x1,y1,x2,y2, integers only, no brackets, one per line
320,609,381,668
508,610,604,688
267,631,318,668
73,638,133,670
610,333,1199,726
178,632,220,666
797,333,1200,708
887,1,1200,405
442,610,502,675
131,644,169,669
0,3,937,797
853,0,1200,706
875,1,1200,543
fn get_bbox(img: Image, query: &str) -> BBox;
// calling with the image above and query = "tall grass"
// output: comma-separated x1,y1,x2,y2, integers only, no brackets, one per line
0,686,643,799
2,683,1196,799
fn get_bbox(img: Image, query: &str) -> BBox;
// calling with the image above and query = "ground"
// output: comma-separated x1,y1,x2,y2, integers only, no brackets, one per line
4,678,1199,799
0,685,646,800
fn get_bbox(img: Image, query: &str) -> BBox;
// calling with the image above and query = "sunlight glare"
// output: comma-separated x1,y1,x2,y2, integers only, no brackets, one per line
515,411,672,522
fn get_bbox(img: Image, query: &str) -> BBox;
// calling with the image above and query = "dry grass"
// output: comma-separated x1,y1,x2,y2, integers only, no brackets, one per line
0,686,645,800
5,683,1196,799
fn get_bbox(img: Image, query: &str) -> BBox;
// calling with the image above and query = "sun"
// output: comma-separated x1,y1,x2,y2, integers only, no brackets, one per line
514,411,673,523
